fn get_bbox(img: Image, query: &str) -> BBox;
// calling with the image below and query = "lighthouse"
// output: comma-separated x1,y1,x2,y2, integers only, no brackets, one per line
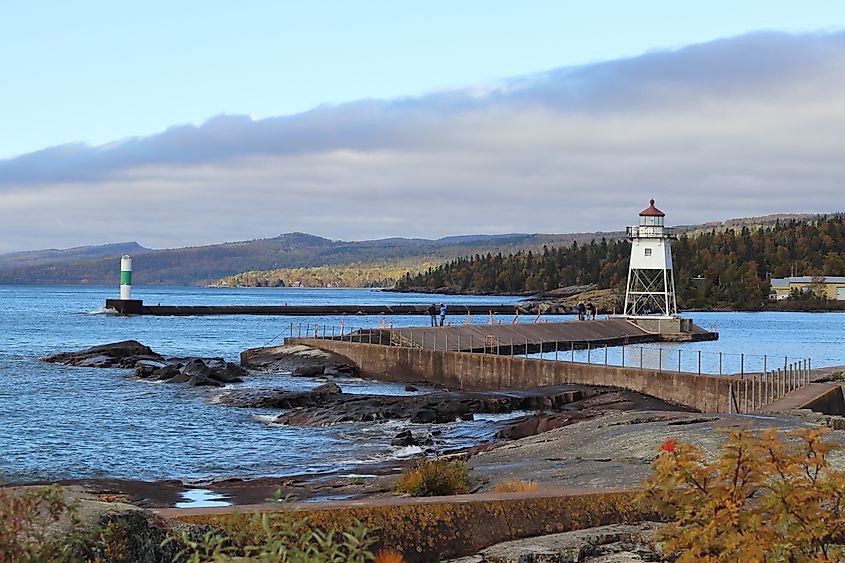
623,199,677,318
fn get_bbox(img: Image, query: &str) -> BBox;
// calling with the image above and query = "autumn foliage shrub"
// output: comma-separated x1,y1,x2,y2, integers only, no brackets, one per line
640,428,845,562
393,457,470,497
0,483,78,561
494,479,539,493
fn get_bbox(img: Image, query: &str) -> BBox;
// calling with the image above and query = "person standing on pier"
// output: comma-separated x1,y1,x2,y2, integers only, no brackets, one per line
439,303,447,326
428,303,437,326
586,301,596,320
577,302,586,320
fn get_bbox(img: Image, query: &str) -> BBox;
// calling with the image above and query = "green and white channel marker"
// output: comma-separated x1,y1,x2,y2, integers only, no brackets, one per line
120,255,132,300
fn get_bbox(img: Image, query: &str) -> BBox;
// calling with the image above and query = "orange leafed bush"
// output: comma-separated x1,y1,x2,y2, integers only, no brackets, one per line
494,479,539,493
374,548,406,563
640,427,845,562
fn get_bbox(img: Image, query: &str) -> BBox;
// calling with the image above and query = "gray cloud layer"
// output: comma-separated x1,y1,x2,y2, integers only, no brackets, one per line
1,30,844,252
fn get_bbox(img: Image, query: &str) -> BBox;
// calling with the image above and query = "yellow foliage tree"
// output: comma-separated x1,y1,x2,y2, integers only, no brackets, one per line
640,428,845,562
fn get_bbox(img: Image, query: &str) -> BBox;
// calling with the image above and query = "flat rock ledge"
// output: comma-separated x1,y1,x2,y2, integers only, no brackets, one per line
40,340,248,387
448,522,663,563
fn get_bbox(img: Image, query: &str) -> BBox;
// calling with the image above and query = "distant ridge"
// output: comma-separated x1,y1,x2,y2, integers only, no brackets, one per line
0,242,150,271
0,213,824,286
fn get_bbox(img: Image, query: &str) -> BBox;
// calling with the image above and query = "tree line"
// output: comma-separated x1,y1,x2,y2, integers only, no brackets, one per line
394,216,845,309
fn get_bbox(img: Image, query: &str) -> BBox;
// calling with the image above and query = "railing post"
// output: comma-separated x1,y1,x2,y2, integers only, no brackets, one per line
658,348,662,373
604,344,608,365
525,337,529,358
571,342,575,362
587,343,591,364
719,352,723,376
744,377,748,414
640,347,643,370
741,354,744,377
678,350,681,373
728,381,733,414
555,340,559,362
698,350,701,375
764,370,769,405
621,346,625,368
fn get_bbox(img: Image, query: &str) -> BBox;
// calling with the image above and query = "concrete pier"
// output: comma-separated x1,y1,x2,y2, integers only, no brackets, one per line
286,337,731,412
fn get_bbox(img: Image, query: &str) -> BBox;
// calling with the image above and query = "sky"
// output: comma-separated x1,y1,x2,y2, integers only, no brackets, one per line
1,1,845,252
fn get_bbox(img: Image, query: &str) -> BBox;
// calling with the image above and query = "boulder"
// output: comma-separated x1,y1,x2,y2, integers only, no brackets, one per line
163,373,191,384
292,365,325,377
391,430,415,447
209,362,248,383
312,382,342,394
188,375,223,387
181,359,211,377
151,365,181,381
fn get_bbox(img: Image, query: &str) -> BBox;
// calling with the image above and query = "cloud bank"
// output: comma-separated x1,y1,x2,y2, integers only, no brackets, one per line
1,30,844,252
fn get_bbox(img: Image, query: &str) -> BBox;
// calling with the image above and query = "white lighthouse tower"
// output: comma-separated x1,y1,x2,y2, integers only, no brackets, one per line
623,199,677,318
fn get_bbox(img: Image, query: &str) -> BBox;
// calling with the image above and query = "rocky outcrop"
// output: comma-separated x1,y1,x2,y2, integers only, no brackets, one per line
220,385,592,426
40,340,164,368
41,341,248,387
240,344,358,377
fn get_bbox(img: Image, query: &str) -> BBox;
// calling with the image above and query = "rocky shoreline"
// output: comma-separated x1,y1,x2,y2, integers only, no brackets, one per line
32,339,693,506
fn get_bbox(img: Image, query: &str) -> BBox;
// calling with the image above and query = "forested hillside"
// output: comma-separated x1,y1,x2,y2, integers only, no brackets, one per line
0,231,607,286
395,216,845,309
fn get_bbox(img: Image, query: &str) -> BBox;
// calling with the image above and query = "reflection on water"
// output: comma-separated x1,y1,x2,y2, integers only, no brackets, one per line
176,489,231,508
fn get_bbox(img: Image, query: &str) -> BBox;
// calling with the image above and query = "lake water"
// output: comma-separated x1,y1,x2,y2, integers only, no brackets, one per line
1,285,844,483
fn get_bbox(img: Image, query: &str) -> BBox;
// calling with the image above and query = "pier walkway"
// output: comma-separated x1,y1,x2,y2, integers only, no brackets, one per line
329,318,717,355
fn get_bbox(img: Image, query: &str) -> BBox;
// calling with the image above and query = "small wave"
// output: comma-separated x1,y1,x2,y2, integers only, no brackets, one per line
392,445,424,458
251,414,280,425
88,307,118,315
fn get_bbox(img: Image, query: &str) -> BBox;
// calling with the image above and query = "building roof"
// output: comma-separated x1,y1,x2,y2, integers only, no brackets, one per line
639,199,665,217
770,276,845,288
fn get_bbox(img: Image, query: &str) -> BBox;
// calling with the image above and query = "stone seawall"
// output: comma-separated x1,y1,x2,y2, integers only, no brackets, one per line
283,338,733,413
160,488,645,562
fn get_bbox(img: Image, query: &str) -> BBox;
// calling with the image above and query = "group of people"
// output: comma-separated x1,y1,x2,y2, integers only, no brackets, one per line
575,301,597,321
427,303,447,326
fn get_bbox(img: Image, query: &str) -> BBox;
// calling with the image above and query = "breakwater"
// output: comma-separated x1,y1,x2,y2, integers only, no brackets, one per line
104,299,519,316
